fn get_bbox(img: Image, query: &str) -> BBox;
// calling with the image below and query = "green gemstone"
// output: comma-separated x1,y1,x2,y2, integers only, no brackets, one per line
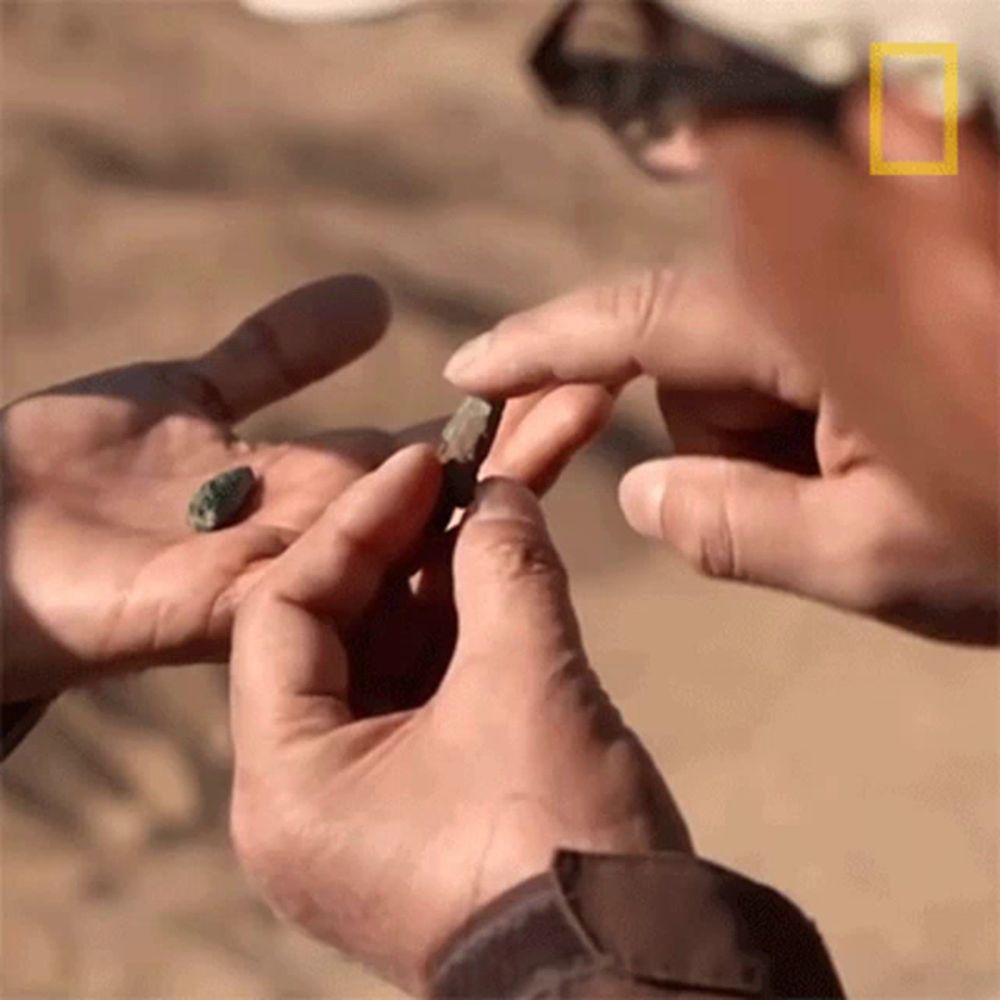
187,466,257,532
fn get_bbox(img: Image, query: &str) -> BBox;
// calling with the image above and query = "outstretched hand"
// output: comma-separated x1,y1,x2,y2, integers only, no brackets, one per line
2,275,612,701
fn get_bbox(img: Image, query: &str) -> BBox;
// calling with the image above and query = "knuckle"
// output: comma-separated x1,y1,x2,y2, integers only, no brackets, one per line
671,475,739,581
542,658,616,723
690,515,737,580
234,584,280,632
479,529,567,584
596,269,664,330
599,268,679,369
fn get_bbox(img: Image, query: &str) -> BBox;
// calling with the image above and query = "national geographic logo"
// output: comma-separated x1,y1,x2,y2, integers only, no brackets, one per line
870,42,959,176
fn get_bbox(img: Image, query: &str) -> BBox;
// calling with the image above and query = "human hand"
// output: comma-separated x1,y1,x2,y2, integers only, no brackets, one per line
443,266,998,644
2,275,612,702
703,89,999,551
228,448,688,994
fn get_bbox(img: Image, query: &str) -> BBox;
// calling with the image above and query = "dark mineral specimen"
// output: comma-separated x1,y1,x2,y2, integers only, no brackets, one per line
187,466,257,532
433,396,504,530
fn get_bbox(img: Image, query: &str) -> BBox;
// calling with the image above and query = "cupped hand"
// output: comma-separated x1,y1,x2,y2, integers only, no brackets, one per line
2,275,612,702
443,266,997,644
228,448,688,995
704,90,999,549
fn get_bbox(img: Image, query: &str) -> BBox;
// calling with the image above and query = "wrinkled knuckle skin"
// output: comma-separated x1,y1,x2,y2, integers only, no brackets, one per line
596,269,661,328
481,530,566,584
675,489,738,582
232,586,281,641
236,585,272,621
692,529,736,581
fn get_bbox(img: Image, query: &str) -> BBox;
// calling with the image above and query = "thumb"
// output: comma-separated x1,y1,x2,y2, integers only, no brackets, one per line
191,274,389,423
447,478,584,678
619,456,831,600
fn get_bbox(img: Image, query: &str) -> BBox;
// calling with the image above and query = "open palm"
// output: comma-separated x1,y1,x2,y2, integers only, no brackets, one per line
3,275,611,702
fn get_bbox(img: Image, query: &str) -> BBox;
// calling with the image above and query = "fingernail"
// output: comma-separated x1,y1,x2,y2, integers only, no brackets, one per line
466,477,544,527
618,467,666,539
444,331,493,382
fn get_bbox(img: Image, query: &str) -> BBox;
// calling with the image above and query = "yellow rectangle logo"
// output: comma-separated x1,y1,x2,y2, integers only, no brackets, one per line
869,42,959,175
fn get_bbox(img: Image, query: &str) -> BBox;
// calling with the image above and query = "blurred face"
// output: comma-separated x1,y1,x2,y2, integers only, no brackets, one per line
527,0,840,179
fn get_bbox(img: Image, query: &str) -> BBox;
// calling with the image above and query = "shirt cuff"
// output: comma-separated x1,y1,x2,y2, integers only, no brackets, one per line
429,849,844,999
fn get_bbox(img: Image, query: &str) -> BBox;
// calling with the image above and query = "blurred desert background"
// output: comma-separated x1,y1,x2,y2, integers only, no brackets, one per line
1,2,997,997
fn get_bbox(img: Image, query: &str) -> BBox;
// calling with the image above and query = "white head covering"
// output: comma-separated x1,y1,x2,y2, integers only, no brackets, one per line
238,0,999,112
239,0,420,22
667,0,999,112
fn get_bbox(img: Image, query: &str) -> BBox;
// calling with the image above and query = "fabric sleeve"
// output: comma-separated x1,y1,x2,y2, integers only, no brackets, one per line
429,849,844,999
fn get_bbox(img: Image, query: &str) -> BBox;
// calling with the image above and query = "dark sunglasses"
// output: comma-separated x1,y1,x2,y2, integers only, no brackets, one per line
528,0,842,168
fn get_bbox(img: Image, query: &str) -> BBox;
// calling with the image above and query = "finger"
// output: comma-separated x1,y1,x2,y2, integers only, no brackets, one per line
658,387,819,475
396,388,607,457
446,478,584,678
230,444,441,749
352,528,462,716
483,384,614,494
346,572,449,716
443,268,801,405
443,278,654,395
619,456,837,601
489,387,550,445
191,274,390,423
265,443,441,623
393,386,607,472
704,109,998,540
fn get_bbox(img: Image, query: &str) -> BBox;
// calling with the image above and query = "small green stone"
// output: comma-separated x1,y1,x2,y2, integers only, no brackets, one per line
187,466,257,532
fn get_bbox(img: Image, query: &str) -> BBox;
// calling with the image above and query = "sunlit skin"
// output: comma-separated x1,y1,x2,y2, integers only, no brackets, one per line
229,457,691,995
444,91,999,644
705,89,999,550
5,64,995,1000
2,275,613,703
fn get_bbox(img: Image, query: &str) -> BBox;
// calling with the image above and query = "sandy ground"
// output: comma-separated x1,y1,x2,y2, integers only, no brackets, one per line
2,2,998,997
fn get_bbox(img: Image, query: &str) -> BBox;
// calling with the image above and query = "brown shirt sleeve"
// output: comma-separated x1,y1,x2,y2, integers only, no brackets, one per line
1,697,50,761
429,849,844,999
